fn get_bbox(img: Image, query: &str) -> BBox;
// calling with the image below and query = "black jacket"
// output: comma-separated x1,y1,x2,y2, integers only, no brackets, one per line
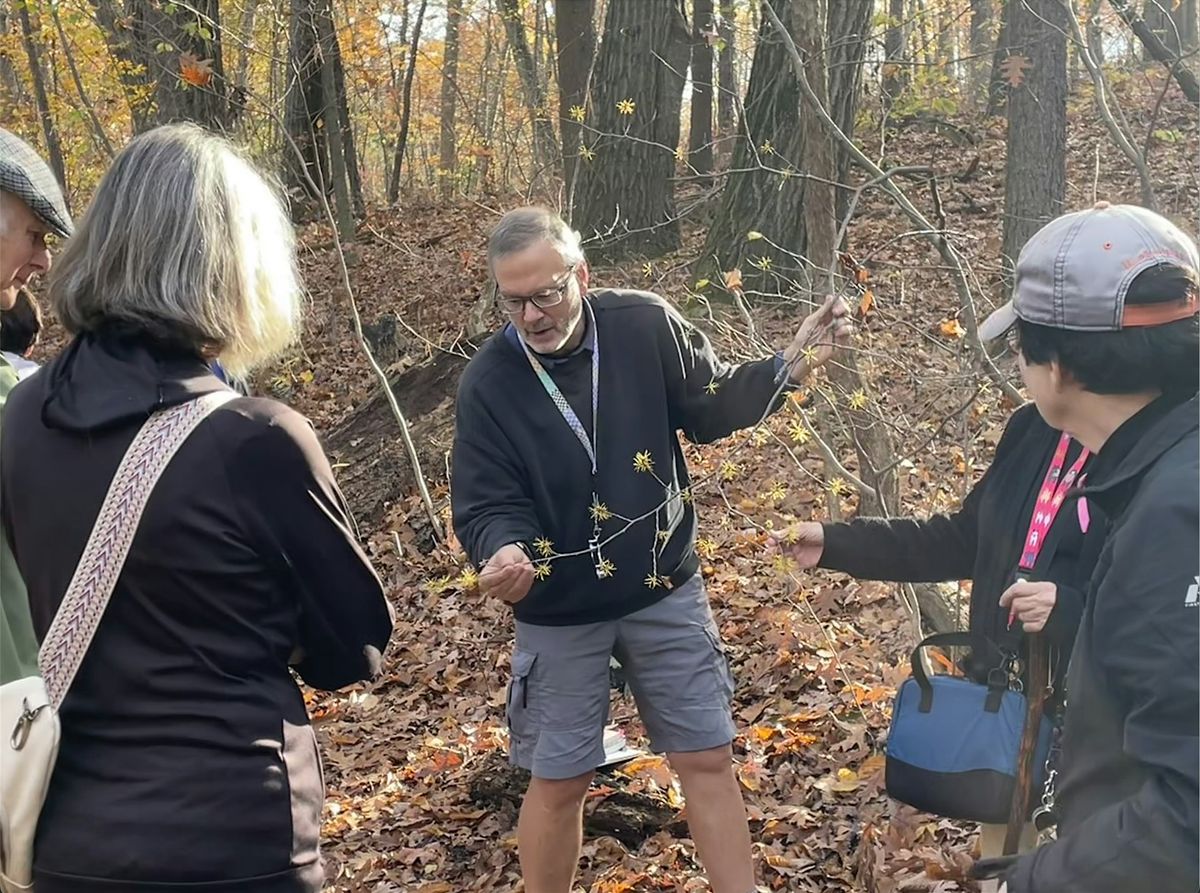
1004,396,1199,893
451,289,786,625
819,404,1106,687
0,330,393,892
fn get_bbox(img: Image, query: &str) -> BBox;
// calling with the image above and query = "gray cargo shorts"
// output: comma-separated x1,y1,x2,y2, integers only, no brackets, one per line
505,574,736,780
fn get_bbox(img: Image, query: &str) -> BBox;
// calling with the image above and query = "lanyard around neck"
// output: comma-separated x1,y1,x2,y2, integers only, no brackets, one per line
515,301,599,475
1019,433,1090,573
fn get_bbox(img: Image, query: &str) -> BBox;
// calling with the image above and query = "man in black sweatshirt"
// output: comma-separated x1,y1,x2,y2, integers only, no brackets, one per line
971,203,1199,893
451,206,849,893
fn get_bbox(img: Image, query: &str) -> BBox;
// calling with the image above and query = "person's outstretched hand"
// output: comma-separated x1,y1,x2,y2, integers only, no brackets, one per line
781,294,853,383
478,544,535,604
768,521,825,570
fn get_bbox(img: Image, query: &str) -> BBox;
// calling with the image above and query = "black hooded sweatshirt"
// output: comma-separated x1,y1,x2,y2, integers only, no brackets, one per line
0,329,393,892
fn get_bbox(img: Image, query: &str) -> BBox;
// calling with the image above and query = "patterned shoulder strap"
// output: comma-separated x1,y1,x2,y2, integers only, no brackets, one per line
38,390,238,708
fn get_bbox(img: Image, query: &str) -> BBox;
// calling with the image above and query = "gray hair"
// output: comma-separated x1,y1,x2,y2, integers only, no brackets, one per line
49,123,300,377
487,206,585,271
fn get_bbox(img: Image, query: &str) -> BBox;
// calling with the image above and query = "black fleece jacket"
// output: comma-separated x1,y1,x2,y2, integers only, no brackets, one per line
818,403,1106,687
451,288,787,625
1003,395,1199,893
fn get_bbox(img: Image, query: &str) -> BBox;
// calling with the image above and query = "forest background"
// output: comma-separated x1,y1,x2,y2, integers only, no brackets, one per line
2,0,1198,889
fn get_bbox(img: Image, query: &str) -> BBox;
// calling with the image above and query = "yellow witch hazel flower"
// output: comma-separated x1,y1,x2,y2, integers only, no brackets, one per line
568,104,586,122
458,567,479,589
674,145,688,163
656,529,671,543
752,255,773,271
534,562,552,581
579,144,596,162
829,477,849,496
616,98,636,115
720,460,741,481
590,501,613,522
680,487,693,504
848,389,869,410
773,553,795,575
788,418,810,444
642,262,654,278
751,427,771,447
598,558,616,579
644,573,662,589
765,481,788,502
533,537,555,558
696,538,718,559
633,451,654,473
704,379,720,395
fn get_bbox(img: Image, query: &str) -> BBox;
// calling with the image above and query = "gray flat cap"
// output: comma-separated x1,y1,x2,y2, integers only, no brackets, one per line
0,128,73,237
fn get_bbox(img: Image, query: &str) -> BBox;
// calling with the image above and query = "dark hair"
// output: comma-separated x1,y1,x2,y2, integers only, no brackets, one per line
0,288,43,357
1017,263,1199,396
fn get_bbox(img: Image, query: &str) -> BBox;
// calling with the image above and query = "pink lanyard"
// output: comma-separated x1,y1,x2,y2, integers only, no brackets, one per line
1018,433,1090,573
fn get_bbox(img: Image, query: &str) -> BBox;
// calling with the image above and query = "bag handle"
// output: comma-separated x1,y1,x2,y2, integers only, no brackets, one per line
37,391,237,709
910,631,1009,714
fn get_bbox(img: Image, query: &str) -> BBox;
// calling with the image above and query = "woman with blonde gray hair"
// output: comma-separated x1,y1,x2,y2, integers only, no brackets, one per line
1,123,393,892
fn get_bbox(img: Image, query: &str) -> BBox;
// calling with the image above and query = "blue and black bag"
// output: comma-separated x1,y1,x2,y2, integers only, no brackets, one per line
884,631,1051,825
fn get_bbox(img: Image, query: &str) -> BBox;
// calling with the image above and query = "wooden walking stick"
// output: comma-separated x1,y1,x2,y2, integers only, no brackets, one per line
1004,633,1048,854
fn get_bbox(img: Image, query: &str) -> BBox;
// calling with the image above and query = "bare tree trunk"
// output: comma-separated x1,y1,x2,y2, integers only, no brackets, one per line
317,3,352,240
500,0,561,187
793,0,897,520
1086,0,1106,63
1002,0,1068,268
716,0,736,152
883,0,908,105
826,0,872,232
329,27,363,214
89,0,231,130
438,0,463,198
1108,0,1199,103
986,0,1012,115
1172,0,1198,53
235,0,260,89
968,0,993,108
573,0,690,260
387,0,428,202
698,0,806,290
688,0,715,180
16,2,68,195
556,0,595,209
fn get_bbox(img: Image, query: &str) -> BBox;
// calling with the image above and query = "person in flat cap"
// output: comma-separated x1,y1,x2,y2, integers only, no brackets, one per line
971,202,1198,893
1,128,73,297
0,128,71,686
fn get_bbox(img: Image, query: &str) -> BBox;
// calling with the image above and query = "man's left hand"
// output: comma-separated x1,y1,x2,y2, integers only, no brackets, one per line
781,294,853,383
999,579,1057,633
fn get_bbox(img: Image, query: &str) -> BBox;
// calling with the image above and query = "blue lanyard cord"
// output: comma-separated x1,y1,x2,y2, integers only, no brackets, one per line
516,301,599,475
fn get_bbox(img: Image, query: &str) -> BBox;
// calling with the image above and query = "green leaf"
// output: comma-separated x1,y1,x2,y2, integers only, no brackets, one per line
746,230,764,241
1152,128,1182,143
155,40,174,52
714,37,727,52
197,24,212,40
694,278,710,290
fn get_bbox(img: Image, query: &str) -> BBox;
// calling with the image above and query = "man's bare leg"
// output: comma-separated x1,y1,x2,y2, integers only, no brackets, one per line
669,745,755,893
517,771,595,893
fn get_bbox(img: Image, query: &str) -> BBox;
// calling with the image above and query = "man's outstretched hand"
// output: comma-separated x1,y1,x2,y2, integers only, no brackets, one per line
478,543,535,604
782,294,853,383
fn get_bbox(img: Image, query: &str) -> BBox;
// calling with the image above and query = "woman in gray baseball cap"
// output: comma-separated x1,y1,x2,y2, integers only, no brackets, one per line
975,202,1198,893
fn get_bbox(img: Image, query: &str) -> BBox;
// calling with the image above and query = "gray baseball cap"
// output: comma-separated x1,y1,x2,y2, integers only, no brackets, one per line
979,201,1199,341
0,127,73,238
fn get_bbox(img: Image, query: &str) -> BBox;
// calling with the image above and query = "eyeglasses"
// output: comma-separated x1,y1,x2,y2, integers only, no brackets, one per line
496,265,577,314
